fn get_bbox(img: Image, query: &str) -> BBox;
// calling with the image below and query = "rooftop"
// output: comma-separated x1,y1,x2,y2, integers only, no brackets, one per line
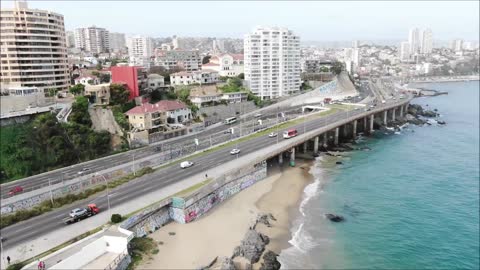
125,100,187,114
190,85,220,97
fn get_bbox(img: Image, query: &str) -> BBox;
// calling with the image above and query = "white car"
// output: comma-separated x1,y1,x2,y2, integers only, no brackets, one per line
268,132,278,138
77,168,90,175
180,161,194,169
230,148,241,155
70,208,87,218
381,100,386,104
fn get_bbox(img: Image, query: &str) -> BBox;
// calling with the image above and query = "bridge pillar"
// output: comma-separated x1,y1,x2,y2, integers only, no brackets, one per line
323,133,328,147
363,116,367,132
314,136,319,153
383,111,388,125
370,114,374,133
334,127,339,145
400,105,404,117
353,120,357,139
343,124,348,138
405,103,409,114
290,147,295,162
392,108,396,121
303,142,308,153
278,153,283,165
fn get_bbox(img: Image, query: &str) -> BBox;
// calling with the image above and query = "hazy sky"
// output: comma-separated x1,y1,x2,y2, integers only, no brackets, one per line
4,0,480,41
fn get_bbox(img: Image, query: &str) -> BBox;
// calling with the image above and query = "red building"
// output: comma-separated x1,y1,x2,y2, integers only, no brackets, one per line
111,66,146,100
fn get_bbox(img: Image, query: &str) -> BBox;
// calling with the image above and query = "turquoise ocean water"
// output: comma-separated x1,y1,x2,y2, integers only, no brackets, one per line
279,81,480,269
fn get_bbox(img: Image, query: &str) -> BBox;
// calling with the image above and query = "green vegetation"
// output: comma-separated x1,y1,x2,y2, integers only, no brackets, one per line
110,83,130,105
112,105,131,131
330,61,344,75
301,81,313,91
111,214,123,223
0,167,154,228
69,84,85,95
127,237,157,270
99,73,111,83
69,96,91,126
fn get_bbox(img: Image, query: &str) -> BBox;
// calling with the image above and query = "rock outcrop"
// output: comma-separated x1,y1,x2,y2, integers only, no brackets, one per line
325,213,345,222
232,229,270,264
259,250,281,270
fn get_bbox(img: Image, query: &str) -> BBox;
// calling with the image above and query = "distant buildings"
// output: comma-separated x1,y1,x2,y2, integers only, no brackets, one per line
0,1,69,92
420,28,433,54
74,26,110,53
170,70,219,86
202,54,244,77
451,39,464,52
74,75,100,86
127,36,154,68
111,66,147,99
0,87,48,115
408,28,420,55
109,32,126,53
403,28,434,60
66,31,75,48
153,50,202,71
244,26,301,100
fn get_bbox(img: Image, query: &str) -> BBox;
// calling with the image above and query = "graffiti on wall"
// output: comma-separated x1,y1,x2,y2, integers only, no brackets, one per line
130,207,171,238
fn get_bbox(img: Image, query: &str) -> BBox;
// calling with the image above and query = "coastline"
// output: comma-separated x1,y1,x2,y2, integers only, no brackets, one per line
138,160,314,269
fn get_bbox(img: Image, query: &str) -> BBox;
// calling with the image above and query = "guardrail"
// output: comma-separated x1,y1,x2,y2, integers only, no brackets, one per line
104,248,129,270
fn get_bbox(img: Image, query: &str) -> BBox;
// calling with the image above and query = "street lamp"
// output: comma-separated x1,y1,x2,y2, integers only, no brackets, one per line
96,173,111,219
48,178,54,206
132,153,136,176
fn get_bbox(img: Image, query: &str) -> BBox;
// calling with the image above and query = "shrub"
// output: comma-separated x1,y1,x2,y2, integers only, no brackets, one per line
6,262,26,270
111,214,122,223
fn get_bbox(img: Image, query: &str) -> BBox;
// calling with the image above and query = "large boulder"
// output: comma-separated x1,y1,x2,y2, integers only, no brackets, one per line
260,250,281,270
325,213,345,222
220,257,236,270
233,230,270,264
422,110,438,117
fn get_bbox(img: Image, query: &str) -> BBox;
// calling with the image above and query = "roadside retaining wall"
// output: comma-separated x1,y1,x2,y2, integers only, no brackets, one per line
119,161,268,237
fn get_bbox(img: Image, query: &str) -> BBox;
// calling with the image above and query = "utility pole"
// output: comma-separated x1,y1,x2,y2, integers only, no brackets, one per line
132,153,136,176
48,178,54,206
276,106,279,145
97,173,111,220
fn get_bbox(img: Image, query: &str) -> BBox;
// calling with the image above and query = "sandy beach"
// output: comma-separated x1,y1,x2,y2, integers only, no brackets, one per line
139,160,313,269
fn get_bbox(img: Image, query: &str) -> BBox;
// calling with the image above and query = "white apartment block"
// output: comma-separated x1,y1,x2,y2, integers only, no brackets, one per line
244,26,301,100
109,32,126,52
451,39,464,52
154,50,202,71
408,28,420,55
74,26,110,53
170,70,219,86
0,1,70,92
202,53,244,77
127,36,153,68
65,31,75,48
400,41,411,62
420,28,433,55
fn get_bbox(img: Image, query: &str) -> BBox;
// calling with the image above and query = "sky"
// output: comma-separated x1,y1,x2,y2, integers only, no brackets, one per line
3,0,480,41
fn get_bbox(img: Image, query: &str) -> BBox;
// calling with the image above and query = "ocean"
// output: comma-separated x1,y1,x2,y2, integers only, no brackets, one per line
279,81,480,269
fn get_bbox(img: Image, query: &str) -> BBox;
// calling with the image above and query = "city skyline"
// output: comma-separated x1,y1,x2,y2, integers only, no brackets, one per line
3,0,479,41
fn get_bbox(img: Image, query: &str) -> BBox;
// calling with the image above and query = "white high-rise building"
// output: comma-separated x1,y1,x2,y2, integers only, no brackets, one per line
74,26,110,53
420,28,433,54
451,39,464,52
109,32,126,52
400,42,411,62
172,35,179,50
65,31,75,48
0,1,69,92
244,26,301,100
127,36,153,67
408,28,420,55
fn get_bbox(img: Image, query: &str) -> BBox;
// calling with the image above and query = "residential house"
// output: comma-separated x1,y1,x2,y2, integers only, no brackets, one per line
170,70,219,86
189,85,248,107
202,54,244,77
84,83,110,105
74,75,100,86
125,100,191,131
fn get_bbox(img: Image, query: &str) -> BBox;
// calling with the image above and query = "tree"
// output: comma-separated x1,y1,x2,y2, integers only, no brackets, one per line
69,96,91,126
237,73,244,79
110,83,130,105
47,88,56,97
330,61,344,75
96,61,102,70
176,87,190,104
69,84,85,96
99,73,111,83
202,55,211,64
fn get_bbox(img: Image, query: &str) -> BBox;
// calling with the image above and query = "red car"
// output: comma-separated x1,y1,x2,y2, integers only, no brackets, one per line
8,186,23,196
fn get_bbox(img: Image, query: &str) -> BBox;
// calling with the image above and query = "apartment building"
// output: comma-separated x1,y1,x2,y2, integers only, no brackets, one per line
202,53,244,77
109,32,126,52
153,49,202,71
170,70,219,86
74,26,110,53
125,100,192,131
244,26,301,99
127,35,153,68
0,1,70,92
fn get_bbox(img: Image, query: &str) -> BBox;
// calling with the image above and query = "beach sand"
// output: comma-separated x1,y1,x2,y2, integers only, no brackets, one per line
139,160,313,269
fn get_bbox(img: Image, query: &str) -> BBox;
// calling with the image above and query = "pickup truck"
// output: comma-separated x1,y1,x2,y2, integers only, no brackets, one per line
63,204,99,224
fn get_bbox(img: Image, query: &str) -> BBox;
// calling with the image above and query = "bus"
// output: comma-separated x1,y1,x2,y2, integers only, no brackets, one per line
224,117,237,125
283,129,298,139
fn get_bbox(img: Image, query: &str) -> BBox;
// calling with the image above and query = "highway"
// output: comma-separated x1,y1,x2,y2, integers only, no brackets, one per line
0,105,304,198
0,97,409,249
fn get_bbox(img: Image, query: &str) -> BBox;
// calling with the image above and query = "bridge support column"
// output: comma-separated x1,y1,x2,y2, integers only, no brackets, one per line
370,114,374,133
334,127,339,145
323,133,328,147
343,124,348,138
303,142,308,153
392,108,396,121
314,136,319,153
363,117,367,132
383,111,388,125
400,105,404,117
353,120,357,139
405,103,409,114
290,148,295,162
278,153,283,165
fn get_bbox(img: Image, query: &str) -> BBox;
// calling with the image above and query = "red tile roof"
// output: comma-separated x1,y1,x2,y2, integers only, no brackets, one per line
202,63,219,67
125,100,187,115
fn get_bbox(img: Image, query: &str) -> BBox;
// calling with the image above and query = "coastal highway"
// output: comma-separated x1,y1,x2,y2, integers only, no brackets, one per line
0,105,305,198
0,98,409,248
